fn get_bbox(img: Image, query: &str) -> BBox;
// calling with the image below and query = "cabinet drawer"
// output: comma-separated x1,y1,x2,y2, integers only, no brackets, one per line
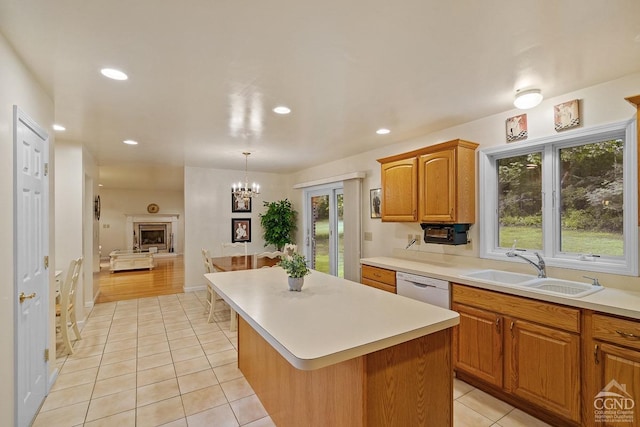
361,265,396,286
362,278,396,294
452,284,580,333
592,313,640,351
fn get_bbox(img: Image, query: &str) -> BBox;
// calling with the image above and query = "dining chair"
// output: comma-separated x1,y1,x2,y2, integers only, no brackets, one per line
256,251,284,267
202,248,221,323
221,241,247,256
56,256,83,355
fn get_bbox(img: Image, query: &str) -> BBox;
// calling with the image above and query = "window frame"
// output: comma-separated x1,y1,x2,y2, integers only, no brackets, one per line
479,119,638,276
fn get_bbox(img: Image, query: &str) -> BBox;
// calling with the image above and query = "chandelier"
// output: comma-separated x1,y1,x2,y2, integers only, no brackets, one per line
232,152,260,202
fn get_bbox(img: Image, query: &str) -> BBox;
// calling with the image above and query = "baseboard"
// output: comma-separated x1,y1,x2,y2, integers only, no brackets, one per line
184,284,206,293
47,366,59,391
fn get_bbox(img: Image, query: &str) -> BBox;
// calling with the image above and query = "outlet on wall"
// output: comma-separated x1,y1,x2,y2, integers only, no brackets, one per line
407,234,414,244
364,232,373,241
414,234,421,245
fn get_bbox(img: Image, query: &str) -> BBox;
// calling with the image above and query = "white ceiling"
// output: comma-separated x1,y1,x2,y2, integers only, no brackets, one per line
2,1,640,188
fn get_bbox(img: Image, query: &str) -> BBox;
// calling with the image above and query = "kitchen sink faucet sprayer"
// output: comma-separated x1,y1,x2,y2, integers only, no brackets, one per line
406,238,417,249
506,240,547,278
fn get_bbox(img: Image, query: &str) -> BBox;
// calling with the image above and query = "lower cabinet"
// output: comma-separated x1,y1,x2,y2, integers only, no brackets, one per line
361,265,396,293
584,311,640,426
452,284,581,425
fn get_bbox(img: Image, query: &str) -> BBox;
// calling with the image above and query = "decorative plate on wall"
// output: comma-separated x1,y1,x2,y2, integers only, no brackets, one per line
147,203,160,214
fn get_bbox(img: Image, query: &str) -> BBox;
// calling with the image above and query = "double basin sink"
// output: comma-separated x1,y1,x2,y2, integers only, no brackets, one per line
459,269,603,298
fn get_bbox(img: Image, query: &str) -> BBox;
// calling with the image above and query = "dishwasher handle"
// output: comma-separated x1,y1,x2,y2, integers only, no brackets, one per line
403,280,437,288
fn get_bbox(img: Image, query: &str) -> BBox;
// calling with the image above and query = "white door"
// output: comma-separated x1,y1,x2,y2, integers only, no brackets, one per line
14,106,49,427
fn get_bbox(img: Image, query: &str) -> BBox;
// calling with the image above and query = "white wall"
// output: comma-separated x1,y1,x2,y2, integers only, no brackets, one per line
184,166,292,290
0,33,54,423
98,188,185,255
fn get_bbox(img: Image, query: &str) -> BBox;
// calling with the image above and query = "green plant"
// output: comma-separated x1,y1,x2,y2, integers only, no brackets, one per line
259,199,297,250
278,252,310,278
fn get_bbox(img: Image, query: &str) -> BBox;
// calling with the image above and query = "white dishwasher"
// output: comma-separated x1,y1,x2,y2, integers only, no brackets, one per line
396,271,450,309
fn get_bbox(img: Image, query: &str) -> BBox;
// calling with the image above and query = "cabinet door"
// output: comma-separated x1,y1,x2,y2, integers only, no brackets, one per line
508,319,581,423
381,157,417,221
453,303,503,387
418,149,456,222
591,342,640,426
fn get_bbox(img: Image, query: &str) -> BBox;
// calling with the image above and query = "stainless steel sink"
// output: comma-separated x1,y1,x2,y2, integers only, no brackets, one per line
459,269,537,285
520,278,604,298
460,270,604,298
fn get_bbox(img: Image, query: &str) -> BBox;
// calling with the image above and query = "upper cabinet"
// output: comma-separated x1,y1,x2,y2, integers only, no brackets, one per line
378,139,479,223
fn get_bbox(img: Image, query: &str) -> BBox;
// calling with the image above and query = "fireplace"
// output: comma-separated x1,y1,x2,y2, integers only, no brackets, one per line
137,223,169,251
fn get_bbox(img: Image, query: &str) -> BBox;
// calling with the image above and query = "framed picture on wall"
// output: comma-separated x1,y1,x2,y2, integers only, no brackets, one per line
370,188,382,218
554,99,580,131
506,114,528,142
231,218,251,243
232,192,252,213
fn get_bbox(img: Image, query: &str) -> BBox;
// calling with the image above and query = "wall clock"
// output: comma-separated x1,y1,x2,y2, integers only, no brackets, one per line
94,195,101,220
147,203,160,214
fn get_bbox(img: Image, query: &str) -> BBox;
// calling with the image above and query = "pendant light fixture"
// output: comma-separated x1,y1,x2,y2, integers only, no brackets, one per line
232,152,260,203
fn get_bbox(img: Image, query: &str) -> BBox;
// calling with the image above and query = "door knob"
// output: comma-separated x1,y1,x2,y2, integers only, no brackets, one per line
19,292,36,303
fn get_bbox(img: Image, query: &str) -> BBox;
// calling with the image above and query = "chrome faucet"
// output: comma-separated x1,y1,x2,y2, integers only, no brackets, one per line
506,249,547,278
405,238,417,249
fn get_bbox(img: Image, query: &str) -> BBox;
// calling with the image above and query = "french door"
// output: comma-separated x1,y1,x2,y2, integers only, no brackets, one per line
305,186,344,277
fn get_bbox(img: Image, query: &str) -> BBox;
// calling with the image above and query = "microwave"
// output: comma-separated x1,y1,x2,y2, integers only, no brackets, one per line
421,223,470,245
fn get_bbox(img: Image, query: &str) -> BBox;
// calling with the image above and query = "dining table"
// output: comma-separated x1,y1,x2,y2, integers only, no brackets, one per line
209,254,279,272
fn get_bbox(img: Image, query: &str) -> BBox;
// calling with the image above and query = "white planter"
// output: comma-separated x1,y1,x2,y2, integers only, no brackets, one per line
288,277,304,292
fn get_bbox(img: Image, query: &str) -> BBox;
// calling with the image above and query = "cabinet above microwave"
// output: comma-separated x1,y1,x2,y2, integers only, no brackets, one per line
377,139,479,223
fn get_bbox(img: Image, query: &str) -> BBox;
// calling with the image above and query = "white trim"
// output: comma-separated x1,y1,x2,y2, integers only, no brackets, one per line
293,172,365,189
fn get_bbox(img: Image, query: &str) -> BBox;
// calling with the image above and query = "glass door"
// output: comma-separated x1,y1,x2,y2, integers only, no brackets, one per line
306,186,344,277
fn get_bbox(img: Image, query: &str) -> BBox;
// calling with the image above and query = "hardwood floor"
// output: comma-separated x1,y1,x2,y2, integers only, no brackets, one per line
95,255,185,303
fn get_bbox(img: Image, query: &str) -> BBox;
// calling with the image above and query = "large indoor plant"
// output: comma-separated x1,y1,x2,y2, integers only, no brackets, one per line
259,199,297,251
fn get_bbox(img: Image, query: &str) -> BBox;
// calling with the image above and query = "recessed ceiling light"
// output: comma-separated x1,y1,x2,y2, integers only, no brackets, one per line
101,68,128,81
273,106,291,115
376,128,391,135
123,139,138,145
514,88,543,109
53,124,66,131
98,184,104,187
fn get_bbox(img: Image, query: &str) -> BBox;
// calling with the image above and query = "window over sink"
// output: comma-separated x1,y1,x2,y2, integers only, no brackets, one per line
479,119,638,276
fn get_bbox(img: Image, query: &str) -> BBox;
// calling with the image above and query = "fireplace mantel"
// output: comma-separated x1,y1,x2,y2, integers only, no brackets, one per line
125,214,180,253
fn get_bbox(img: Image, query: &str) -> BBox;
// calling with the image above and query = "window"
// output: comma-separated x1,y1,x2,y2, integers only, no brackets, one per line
479,120,637,276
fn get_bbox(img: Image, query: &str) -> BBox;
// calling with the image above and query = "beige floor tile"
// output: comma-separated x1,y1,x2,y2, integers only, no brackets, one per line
171,344,206,362
101,347,137,365
75,334,109,348
70,343,105,358
160,418,188,427
202,339,234,355
97,358,136,380
458,389,513,422
40,382,93,412
85,389,136,422
137,363,177,387
165,321,193,332
166,327,195,341
92,372,137,399
104,337,137,353
107,331,138,343
186,403,239,427
51,366,98,391
61,355,102,373
137,340,171,357
230,394,268,425
138,332,169,347
137,378,181,407
136,395,185,427
207,349,237,367
86,314,114,323
83,319,113,330
453,401,493,427
138,324,167,337
81,326,110,338
454,378,475,399
32,400,89,427
174,355,212,376
196,330,229,344
138,351,173,371
496,409,553,427
181,384,228,416
169,335,201,349
83,409,136,427
213,362,244,383
178,368,219,394
220,377,255,402
244,416,276,427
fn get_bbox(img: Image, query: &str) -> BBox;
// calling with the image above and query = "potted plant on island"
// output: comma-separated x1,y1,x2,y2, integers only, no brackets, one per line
278,250,310,291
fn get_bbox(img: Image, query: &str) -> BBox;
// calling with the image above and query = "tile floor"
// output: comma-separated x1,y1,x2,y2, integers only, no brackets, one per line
35,291,551,427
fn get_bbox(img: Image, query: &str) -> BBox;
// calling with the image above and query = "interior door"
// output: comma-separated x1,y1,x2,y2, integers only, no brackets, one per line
305,186,344,277
14,106,49,427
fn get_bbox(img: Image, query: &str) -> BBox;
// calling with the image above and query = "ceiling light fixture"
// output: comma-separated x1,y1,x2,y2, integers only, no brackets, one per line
273,106,291,115
101,68,128,81
53,124,66,131
123,139,138,145
232,152,260,204
376,128,391,135
514,88,543,109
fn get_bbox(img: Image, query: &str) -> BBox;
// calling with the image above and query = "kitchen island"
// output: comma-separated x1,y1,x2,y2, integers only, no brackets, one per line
205,267,459,427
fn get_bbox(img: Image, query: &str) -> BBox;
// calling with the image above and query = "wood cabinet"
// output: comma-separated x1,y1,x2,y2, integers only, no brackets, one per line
583,311,640,426
452,284,581,425
378,139,478,223
361,265,396,293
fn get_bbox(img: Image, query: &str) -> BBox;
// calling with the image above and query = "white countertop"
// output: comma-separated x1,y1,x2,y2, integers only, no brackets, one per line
205,267,459,370
361,256,640,320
